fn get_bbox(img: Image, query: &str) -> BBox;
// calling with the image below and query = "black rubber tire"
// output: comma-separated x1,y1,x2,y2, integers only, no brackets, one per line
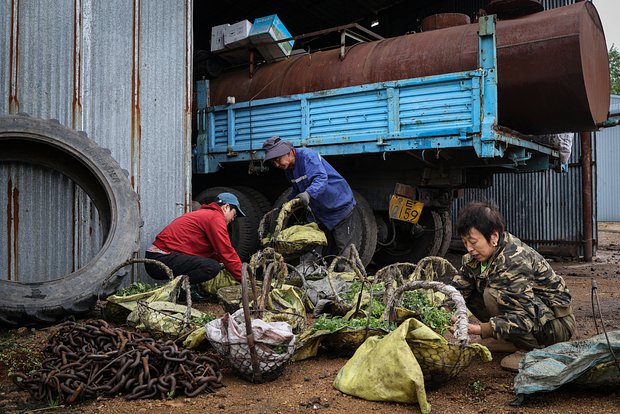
234,186,272,217
0,114,141,326
373,209,443,266
193,186,261,262
438,210,453,257
272,188,377,267
352,190,378,267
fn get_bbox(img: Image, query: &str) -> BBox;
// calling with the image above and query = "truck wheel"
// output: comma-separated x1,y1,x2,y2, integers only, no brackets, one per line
373,209,443,266
272,188,377,267
0,114,141,326
438,210,453,257
194,186,260,262
353,191,377,267
234,186,272,217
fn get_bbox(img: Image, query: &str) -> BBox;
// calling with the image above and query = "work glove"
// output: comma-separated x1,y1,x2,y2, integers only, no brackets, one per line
296,191,310,206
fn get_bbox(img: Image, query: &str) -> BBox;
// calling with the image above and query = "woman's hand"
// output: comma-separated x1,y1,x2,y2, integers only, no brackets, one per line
467,323,482,336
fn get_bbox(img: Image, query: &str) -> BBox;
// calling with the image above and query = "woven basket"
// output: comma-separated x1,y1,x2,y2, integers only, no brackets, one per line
208,262,303,383
384,278,490,389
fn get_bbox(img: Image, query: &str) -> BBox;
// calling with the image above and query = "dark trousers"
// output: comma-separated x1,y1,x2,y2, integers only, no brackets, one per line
467,289,575,350
331,208,361,258
144,251,220,284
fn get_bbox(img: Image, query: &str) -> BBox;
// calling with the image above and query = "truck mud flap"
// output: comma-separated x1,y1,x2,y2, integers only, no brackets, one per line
0,114,141,326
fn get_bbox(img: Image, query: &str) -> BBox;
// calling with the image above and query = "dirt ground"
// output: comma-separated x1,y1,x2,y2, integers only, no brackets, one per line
1,227,619,414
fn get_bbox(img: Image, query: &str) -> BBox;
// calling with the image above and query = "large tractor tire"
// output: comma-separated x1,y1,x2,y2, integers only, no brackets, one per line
193,186,261,262
0,114,141,326
272,188,377,267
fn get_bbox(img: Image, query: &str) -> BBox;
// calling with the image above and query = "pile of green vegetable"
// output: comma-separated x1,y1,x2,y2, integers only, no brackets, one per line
310,314,389,334
314,280,453,335
114,282,160,296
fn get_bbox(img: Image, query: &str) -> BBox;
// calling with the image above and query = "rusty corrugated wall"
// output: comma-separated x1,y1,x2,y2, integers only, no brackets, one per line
0,0,192,284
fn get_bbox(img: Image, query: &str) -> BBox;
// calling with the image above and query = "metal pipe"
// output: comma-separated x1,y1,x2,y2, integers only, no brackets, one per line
210,2,610,135
581,131,593,262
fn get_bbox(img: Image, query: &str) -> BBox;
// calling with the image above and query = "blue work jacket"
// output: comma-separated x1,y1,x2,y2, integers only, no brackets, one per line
285,148,356,230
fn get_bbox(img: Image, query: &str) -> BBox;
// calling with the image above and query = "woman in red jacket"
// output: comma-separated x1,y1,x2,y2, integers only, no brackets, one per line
144,192,246,283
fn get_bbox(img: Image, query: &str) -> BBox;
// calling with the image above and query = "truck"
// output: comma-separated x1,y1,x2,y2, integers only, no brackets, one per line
193,2,610,268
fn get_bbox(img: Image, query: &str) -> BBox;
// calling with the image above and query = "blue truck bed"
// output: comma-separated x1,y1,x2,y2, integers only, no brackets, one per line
196,16,560,175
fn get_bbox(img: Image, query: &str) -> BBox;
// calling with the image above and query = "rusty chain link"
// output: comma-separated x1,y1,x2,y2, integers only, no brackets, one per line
12,319,223,403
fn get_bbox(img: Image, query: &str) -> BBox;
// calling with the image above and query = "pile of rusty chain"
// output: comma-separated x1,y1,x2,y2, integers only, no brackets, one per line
12,319,223,403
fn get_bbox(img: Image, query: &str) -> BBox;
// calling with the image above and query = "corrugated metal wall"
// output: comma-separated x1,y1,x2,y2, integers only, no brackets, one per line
452,134,587,256
0,0,192,284
596,95,620,221
449,0,596,258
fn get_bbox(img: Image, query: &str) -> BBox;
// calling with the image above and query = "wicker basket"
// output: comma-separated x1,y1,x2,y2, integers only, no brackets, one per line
207,262,304,383
384,278,491,389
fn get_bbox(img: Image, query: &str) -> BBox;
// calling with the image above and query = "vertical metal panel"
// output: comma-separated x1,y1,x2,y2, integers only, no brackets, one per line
596,95,620,221
138,0,192,282
452,133,585,256
610,94,620,116
0,162,102,282
0,0,191,285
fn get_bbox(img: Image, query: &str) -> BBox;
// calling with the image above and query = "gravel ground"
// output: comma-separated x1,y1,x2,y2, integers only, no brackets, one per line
1,227,619,414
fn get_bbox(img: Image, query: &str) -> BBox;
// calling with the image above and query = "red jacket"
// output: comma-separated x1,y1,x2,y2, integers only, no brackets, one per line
153,202,242,280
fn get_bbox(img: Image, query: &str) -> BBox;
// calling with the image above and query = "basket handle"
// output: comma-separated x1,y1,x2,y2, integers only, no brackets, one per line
106,257,175,282
241,263,262,382
383,280,470,345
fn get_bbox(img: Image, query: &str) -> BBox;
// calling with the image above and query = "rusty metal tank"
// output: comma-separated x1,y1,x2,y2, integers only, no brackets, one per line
209,2,610,134
421,13,471,31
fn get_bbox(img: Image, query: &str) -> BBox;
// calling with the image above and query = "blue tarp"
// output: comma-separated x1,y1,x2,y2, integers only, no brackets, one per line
514,331,620,395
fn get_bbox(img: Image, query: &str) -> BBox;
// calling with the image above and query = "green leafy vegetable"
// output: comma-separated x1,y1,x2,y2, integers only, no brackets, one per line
115,282,159,296
311,314,389,334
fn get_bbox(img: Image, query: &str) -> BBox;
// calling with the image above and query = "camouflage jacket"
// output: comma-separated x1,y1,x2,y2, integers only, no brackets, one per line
452,232,572,340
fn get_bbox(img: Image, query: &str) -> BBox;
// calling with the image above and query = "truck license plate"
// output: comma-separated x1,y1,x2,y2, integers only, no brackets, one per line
388,195,424,224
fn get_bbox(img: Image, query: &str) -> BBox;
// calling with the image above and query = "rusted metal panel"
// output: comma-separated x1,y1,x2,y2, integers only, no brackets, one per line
0,162,103,282
211,1,607,135
0,0,191,285
421,13,471,31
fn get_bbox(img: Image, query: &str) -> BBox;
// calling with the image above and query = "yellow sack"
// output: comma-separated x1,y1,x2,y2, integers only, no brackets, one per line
333,318,433,414
263,222,328,254
105,277,184,323
264,285,306,331
198,268,239,295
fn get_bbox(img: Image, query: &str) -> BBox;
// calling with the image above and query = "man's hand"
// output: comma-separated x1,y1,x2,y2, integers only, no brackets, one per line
296,191,310,206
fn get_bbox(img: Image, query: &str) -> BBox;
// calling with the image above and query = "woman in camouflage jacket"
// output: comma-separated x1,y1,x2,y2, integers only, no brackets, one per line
452,201,575,354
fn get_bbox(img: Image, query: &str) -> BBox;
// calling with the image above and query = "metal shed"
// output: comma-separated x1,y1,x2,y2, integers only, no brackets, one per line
1,0,192,284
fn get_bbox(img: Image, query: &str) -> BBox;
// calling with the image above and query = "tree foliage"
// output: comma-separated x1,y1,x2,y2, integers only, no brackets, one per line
611,45,620,95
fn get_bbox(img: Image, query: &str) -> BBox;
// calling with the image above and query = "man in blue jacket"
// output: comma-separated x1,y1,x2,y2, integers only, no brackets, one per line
262,136,359,258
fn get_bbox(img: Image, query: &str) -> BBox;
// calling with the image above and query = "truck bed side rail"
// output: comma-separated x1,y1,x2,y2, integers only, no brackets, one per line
196,16,559,174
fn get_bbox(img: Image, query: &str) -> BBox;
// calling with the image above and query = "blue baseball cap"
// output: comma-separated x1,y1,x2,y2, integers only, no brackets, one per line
216,192,246,217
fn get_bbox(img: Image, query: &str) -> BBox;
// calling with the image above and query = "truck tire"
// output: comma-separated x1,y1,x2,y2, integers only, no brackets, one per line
193,186,260,262
234,186,272,217
438,210,453,257
352,190,377,267
272,188,377,267
373,209,443,266
0,114,141,326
